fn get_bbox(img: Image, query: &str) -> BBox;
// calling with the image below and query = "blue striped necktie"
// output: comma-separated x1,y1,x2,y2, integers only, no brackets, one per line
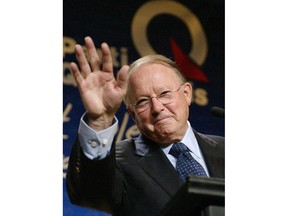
169,142,207,182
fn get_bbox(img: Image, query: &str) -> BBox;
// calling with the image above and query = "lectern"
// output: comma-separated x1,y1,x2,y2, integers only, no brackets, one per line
160,176,224,216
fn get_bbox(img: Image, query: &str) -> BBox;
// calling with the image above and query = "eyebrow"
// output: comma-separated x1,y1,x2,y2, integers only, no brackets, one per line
134,87,172,98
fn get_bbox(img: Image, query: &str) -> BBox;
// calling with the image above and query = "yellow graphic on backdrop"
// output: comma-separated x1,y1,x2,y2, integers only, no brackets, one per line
131,0,208,65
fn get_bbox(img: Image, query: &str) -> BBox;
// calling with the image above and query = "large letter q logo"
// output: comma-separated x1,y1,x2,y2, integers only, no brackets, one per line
131,1,208,66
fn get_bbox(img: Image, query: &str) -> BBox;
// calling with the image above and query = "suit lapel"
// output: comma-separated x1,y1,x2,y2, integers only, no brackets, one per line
194,132,225,178
136,143,183,197
132,131,224,197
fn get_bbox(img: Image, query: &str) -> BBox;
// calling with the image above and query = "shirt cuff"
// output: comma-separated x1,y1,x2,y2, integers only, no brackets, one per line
78,113,118,160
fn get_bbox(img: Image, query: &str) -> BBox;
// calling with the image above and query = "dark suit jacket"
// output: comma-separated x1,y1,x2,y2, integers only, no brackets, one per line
66,131,224,216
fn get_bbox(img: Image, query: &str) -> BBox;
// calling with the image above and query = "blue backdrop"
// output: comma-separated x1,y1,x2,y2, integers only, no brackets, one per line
63,0,224,215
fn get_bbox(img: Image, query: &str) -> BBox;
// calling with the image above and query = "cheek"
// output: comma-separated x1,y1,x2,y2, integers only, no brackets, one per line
135,112,151,125
167,100,188,118
134,115,155,135
167,100,182,112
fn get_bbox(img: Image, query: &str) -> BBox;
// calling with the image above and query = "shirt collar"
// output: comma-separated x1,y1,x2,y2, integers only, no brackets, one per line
134,121,202,159
161,121,202,159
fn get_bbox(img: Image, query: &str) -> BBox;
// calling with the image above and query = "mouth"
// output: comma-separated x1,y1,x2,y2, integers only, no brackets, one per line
154,116,171,124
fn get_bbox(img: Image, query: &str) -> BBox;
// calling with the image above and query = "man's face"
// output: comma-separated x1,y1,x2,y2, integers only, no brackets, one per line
127,63,192,145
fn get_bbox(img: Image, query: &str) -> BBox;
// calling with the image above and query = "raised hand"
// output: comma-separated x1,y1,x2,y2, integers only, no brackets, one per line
70,36,129,130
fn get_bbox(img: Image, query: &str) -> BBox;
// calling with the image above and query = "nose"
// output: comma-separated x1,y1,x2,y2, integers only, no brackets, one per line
150,97,164,114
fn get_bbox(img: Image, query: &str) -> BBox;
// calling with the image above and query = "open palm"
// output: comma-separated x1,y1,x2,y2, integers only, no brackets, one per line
70,37,129,126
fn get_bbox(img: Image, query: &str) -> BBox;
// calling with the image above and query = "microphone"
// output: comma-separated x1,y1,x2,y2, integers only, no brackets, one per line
211,106,225,118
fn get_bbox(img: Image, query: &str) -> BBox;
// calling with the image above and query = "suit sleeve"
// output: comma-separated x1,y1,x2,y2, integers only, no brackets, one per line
66,137,121,214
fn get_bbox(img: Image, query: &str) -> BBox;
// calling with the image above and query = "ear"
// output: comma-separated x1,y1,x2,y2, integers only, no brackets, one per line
183,82,193,105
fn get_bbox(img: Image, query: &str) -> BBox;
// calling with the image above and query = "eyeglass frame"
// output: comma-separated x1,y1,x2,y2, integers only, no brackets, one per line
128,82,185,113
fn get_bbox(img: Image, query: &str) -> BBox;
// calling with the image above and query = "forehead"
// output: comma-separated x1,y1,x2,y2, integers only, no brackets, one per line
128,63,181,87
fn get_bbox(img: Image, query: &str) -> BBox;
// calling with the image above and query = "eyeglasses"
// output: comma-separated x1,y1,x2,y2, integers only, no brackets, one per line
129,83,184,113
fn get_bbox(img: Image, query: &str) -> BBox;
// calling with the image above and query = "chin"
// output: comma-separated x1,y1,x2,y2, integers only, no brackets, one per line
155,121,178,133
155,134,181,145
156,129,179,142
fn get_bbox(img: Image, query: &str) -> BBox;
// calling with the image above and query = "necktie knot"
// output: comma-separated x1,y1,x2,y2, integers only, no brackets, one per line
169,142,189,158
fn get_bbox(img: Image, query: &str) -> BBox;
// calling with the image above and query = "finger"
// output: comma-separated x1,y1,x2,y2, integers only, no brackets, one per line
75,44,91,78
117,65,129,96
101,42,113,73
70,62,84,85
84,36,101,71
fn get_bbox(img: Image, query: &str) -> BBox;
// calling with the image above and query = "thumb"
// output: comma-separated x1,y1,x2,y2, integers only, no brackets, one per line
117,65,129,91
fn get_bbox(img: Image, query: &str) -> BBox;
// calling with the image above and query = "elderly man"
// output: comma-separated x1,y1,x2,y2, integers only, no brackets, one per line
66,36,224,216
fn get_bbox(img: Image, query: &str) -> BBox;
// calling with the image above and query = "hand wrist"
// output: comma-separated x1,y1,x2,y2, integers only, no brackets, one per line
86,113,114,131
